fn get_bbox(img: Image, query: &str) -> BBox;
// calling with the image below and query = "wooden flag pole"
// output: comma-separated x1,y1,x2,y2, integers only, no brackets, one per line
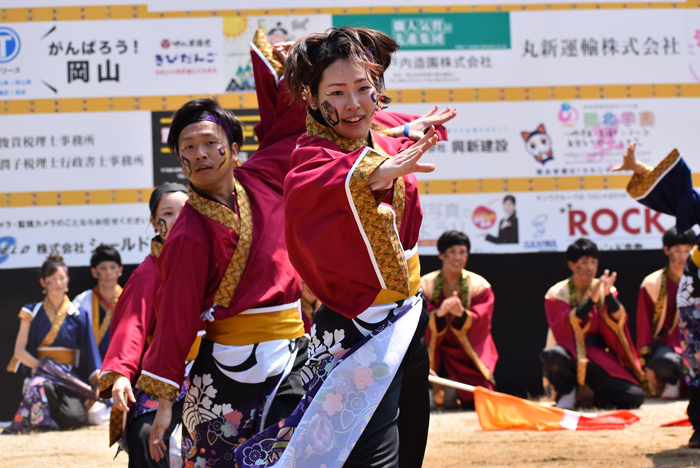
429,374,476,393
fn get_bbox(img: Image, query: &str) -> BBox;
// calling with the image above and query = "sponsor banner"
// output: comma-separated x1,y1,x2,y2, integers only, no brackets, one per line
223,15,332,92
0,18,224,100
336,10,691,89
418,190,675,255
334,13,510,51
389,98,700,181
151,108,261,186
0,111,152,193
0,203,154,269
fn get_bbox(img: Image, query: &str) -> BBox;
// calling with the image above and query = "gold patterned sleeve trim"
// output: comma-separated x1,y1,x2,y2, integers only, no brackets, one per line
99,370,124,393
135,373,180,402
18,308,33,321
348,149,410,297
252,29,285,78
626,149,680,199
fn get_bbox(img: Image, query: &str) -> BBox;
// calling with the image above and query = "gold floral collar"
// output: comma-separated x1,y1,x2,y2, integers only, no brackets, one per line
150,236,163,258
305,112,393,152
187,180,253,309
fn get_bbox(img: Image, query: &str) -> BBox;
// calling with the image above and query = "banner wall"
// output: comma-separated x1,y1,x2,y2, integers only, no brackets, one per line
1,2,699,267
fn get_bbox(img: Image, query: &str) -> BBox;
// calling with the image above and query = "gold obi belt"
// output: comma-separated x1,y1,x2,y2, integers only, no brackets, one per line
373,250,421,306
36,347,77,366
205,301,305,346
147,333,203,362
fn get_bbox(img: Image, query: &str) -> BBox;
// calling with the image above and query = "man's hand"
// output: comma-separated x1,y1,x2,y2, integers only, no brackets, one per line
437,291,464,318
611,142,646,174
112,375,136,412
599,269,617,297
149,399,173,462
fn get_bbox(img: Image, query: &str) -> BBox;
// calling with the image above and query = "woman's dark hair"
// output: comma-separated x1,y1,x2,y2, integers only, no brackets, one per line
662,227,696,248
167,98,244,156
437,230,471,254
503,195,516,205
285,27,400,107
566,238,599,263
91,244,122,268
41,253,67,279
149,183,189,219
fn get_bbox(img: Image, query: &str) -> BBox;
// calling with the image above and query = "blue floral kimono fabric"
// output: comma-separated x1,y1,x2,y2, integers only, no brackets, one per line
234,295,421,468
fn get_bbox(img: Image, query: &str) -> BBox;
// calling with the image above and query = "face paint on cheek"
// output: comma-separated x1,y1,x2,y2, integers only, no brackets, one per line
157,218,168,238
217,143,230,171
370,89,377,103
180,156,192,177
321,100,340,126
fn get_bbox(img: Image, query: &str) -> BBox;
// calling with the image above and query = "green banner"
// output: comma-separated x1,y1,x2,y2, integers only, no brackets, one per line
333,13,510,51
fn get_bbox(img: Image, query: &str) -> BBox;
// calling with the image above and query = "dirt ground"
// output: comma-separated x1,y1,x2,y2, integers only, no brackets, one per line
1,399,699,468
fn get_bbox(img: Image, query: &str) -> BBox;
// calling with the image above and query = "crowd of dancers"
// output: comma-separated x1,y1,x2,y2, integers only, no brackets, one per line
5,25,700,467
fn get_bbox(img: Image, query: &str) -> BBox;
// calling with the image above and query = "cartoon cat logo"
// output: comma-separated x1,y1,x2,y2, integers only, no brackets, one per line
521,124,553,165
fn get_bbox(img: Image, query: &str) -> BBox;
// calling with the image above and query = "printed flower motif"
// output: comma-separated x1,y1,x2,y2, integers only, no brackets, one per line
212,403,232,416
30,403,43,424
222,420,238,438
224,409,243,426
386,351,401,366
344,392,369,416
307,413,334,455
185,461,194,468
354,367,373,390
352,344,377,367
323,392,343,416
331,366,355,394
339,448,350,462
13,413,23,423
183,373,219,434
194,456,207,468
241,442,268,466
19,408,29,417
366,385,384,403
208,418,224,436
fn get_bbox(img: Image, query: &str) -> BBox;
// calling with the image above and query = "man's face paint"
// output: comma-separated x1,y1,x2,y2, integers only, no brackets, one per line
321,100,340,126
217,142,230,171
180,155,192,177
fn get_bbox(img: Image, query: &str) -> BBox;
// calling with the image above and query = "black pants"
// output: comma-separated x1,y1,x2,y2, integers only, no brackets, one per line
540,345,645,409
264,336,310,427
328,299,430,468
44,380,88,430
126,399,184,468
647,345,683,386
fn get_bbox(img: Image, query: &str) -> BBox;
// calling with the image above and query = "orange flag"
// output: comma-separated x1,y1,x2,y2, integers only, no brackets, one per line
473,386,640,431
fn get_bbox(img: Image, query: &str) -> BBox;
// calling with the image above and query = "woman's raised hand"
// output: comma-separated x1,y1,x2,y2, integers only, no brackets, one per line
404,106,458,141
368,126,438,188
611,142,646,175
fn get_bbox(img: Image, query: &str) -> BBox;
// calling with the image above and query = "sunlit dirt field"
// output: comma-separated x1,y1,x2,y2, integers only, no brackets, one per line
1,399,699,468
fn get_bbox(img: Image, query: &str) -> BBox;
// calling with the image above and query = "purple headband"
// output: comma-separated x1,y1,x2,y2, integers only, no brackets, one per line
201,114,234,143
364,46,374,63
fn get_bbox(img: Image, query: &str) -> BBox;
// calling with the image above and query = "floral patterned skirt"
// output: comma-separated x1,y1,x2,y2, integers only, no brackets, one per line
234,293,427,468
678,272,700,387
181,336,306,467
6,376,58,433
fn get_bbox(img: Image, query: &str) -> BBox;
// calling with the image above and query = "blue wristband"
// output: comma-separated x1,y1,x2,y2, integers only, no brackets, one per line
404,122,410,138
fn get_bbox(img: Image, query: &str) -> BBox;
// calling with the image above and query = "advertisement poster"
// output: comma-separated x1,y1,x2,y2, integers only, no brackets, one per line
0,111,152,192
391,99,700,180
338,10,691,89
223,15,332,92
0,18,224,100
0,204,155,268
418,190,676,255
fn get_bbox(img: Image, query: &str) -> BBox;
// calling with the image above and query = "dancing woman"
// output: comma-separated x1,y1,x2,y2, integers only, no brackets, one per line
99,183,189,466
235,27,454,468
